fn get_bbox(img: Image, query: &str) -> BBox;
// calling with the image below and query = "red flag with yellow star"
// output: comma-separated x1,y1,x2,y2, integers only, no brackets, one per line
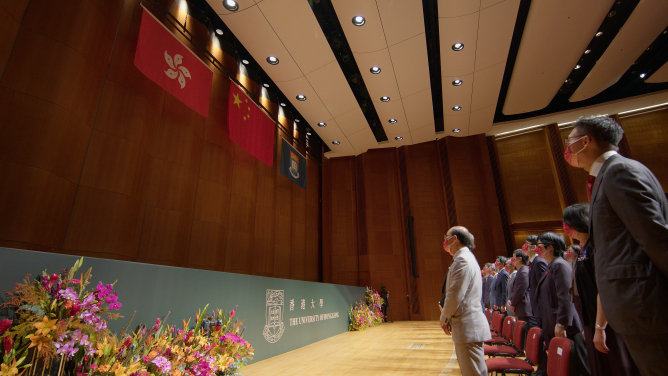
227,83,275,166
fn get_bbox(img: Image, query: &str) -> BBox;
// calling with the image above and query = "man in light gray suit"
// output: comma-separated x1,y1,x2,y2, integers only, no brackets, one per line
566,115,668,376
440,226,491,376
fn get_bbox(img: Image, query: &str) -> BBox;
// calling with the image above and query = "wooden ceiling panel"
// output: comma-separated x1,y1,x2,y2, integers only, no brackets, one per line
403,90,435,130
474,0,519,72
502,0,614,115
442,72,473,115
331,0,386,53
354,49,401,104
646,61,668,83
570,0,668,102
376,0,426,47
347,127,379,152
469,104,496,135
334,107,371,136
442,113,471,136
305,60,360,118
410,124,437,144
389,34,432,98
275,75,332,123
471,62,506,112
439,11,479,77
437,0,480,19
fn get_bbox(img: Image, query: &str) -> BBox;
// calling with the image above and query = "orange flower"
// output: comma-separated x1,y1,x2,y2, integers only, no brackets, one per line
171,370,182,376
25,334,51,352
0,359,19,376
98,365,110,372
148,351,158,360
33,316,58,336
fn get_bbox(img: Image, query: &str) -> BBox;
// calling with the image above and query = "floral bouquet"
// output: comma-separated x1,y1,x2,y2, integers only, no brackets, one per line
347,287,384,331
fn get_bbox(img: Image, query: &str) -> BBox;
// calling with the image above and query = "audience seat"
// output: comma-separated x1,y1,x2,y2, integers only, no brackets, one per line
547,337,571,376
484,320,526,358
486,327,541,376
486,316,514,345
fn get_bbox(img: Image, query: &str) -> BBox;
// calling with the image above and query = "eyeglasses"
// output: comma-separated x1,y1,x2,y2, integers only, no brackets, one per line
564,134,586,147
536,242,545,247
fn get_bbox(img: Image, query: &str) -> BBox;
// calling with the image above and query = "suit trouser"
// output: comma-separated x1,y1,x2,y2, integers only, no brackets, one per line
453,341,488,376
621,333,668,376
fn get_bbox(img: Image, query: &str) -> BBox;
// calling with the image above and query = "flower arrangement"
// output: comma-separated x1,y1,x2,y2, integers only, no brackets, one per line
347,288,383,331
0,258,253,376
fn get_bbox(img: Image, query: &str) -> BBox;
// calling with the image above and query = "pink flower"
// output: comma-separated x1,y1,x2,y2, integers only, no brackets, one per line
71,279,81,284
229,310,235,318
89,364,98,370
3,336,13,353
0,319,11,335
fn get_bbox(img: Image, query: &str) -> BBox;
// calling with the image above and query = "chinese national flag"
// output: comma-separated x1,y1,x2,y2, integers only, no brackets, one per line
134,8,213,118
227,84,275,166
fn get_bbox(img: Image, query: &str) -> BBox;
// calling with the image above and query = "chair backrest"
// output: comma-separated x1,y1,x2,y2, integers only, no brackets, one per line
547,337,572,376
492,312,503,332
525,327,542,365
513,320,527,350
486,309,492,323
502,316,515,340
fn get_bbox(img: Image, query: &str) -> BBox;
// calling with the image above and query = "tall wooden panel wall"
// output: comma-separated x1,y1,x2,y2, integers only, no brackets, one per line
0,0,321,282
619,108,668,191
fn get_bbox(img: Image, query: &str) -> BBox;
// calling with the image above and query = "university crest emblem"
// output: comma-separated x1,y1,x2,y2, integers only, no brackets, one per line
263,289,285,343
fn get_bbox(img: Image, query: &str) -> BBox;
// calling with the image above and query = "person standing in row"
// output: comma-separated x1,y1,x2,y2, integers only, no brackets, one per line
482,264,493,310
526,235,547,329
504,257,517,316
508,249,532,323
565,115,668,376
492,256,509,312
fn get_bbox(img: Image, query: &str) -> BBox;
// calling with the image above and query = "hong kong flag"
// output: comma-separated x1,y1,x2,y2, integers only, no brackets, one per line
227,84,275,166
134,8,213,118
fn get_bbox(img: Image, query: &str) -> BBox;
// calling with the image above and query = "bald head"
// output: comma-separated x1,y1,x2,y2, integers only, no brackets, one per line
447,226,474,249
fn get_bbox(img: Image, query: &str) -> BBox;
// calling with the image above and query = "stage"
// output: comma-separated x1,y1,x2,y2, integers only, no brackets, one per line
244,321,463,375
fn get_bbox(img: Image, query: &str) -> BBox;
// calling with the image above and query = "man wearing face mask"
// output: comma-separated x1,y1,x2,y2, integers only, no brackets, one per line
526,235,548,376
565,115,668,376
440,227,491,376
482,264,493,310
492,256,509,312
505,258,517,317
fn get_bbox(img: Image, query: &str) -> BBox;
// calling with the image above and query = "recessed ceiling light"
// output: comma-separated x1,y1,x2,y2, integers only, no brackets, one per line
297,94,306,101
241,59,249,65
267,56,279,65
352,16,365,26
306,132,312,136
215,29,223,35
388,118,397,124
263,83,270,88
318,122,327,127
452,105,462,111
595,31,603,37
452,128,461,133
574,65,581,69
395,136,403,141
380,96,390,102
370,66,381,74
640,73,647,78
223,0,239,12
295,119,300,122
584,49,591,54
452,43,464,51
332,141,340,145
280,102,286,107
452,79,463,86
565,79,572,84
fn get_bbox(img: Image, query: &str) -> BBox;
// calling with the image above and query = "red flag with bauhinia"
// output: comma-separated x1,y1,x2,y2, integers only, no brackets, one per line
134,8,213,118
227,84,275,166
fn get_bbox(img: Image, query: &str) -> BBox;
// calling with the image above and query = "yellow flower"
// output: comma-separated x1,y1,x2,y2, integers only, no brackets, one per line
111,362,127,376
0,361,19,376
25,334,51,352
33,317,58,336
96,338,110,357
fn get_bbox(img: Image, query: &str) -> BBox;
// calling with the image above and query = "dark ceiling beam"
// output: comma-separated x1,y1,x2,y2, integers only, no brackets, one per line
421,0,444,134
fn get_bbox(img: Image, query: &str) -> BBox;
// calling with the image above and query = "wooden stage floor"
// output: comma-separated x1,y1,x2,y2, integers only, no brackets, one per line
243,321,464,375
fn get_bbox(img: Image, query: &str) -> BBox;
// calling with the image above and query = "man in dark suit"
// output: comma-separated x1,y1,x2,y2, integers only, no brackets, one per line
482,263,493,309
508,249,532,322
526,235,547,328
493,256,509,312
566,115,668,376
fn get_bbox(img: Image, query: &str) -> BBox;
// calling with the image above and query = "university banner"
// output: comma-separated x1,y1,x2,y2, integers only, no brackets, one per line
227,84,275,166
280,138,306,189
134,8,213,118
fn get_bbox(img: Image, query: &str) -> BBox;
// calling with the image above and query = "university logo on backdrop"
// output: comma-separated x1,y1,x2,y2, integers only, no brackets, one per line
134,8,213,118
263,290,285,343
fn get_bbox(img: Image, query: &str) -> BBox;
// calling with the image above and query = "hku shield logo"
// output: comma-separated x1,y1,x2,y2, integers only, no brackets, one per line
289,151,300,179
263,289,285,343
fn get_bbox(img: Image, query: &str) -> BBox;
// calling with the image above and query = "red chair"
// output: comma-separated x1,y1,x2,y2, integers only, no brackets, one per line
486,327,542,376
485,316,515,345
484,320,527,358
547,337,571,376
486,308,493,324
490,312,504,335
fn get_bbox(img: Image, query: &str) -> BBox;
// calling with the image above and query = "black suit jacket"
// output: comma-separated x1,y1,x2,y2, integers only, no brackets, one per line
590,153,668,335
528,255,548,321
510,265,532,318
482,275,492,305
494,269,509,308
537,257,582,342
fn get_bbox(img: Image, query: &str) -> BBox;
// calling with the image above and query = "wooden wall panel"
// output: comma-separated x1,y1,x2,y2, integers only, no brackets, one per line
329,157,358,286
0,0,29,77
495,130,563,224
251,157,276,277
619,108,668,191
305,156,320,282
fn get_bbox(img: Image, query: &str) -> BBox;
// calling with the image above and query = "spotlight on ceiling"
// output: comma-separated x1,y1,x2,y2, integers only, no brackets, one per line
266,56,279,65
332,140,341,145
215,29,223,35
595,31,603,37
452,43,464,51
380,96,390,102
640,73,647,78
307,132,312,136
584,49,591,54
574,65,581,69
297,94,307,101
395,136,403,141
223,0,239,12
280,102,286,107
318,122,327,127
352,16,365,26
388,119,397,124
452,105,462,111
370,66,381,74
263,83,270,88
241,59,249,65
452,79,463,86
452,129,461,133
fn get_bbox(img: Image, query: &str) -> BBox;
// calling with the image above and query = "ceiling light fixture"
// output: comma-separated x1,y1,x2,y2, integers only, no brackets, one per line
452,43,464,51
352,16,365,26
395,136,403,141
584,49,591,54
241,59,249,65
263,83,270,88
297,94,306,101
380,96,390,102
332,141,340,145
295,119,300,122
215,29,223,35
452,79,463,86
266,56,279,65
640,73,647,78
223,0,239,12
318,122,327,127
595,31,603,37
574,65,581,69
452,105,462,111
370,66,381,74
388,119,397,124
280,102,286,107
452,129,461,133
306,132,312,136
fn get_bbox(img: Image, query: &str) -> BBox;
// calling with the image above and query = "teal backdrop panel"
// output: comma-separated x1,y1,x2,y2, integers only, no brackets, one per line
0,248,365,363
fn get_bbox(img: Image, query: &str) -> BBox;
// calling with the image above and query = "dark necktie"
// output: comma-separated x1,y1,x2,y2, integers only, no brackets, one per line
586,175,596,203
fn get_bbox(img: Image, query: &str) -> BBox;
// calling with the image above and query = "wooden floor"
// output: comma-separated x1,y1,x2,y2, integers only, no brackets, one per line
243,321,464,376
